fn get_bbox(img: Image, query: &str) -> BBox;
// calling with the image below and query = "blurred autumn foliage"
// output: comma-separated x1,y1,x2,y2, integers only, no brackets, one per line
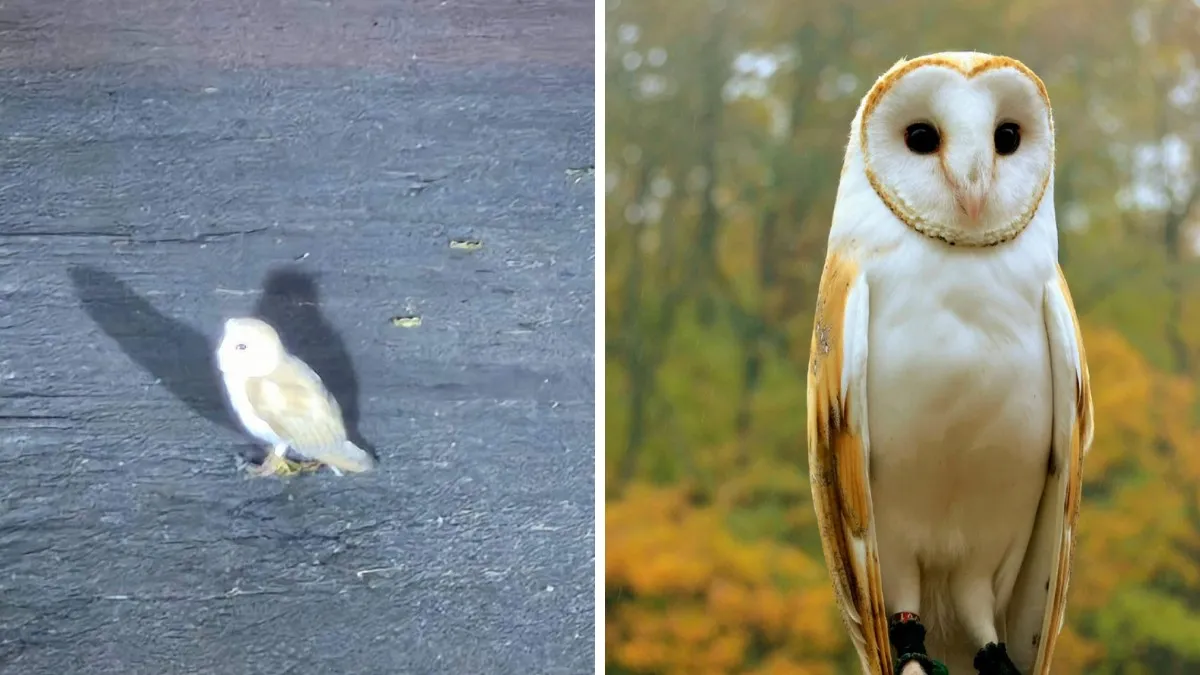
604,0,1200,673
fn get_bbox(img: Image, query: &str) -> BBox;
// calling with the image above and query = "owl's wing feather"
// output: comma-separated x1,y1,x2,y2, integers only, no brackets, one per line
247,357,347,455
1005,264,1093,673
807,251,891,675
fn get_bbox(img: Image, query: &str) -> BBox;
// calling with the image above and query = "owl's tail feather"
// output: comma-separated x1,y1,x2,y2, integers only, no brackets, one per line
322,440,377,473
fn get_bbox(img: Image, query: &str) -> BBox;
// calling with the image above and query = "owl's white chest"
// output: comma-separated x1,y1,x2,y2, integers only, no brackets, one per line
222,373,284,447
862,232,1055,565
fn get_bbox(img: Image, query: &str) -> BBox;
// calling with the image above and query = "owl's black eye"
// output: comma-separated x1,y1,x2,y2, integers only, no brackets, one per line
994,122,1021,155
235,343,247,351
904,123,941,155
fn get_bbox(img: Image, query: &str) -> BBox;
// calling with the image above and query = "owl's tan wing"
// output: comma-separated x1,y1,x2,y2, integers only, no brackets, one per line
247,356,348,456
1005,264,1094,673
807,251,891,675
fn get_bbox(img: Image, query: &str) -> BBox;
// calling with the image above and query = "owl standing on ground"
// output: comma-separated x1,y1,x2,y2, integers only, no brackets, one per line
807,52,1093,675
216,317,377,477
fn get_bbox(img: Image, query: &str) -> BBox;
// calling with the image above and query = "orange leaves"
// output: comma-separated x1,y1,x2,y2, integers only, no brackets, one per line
1080,323,1156,477
743,655,839,675
1045,624,1108,674
607,484,847,674
610,603,748,673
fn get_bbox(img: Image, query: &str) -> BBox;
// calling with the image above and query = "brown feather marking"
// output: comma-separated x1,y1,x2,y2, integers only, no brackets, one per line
808,251,891,675
809,252,869,536
860,54,1051,127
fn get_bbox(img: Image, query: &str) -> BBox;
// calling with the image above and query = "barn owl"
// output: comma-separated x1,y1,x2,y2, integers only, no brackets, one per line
806,52,1093,675
216,317,377,476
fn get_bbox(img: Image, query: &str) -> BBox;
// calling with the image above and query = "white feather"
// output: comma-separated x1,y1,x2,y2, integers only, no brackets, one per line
223,372,285,447
843,279,872,456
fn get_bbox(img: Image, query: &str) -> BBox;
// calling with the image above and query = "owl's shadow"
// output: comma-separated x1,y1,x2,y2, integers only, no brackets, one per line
250,267,376,460
67,264,377,467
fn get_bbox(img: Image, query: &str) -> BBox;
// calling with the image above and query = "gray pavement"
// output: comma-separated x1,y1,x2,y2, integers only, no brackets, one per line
0,1,595,673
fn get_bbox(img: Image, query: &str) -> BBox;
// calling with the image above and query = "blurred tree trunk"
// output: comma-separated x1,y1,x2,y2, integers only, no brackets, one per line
615,163,655,487
694,9,729,327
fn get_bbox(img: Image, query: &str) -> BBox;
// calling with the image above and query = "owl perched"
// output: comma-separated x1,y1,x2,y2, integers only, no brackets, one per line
806,52,1093,675
216,317,376,477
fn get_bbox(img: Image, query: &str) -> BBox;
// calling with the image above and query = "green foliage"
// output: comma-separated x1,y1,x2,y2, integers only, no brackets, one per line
1098,587,1200,664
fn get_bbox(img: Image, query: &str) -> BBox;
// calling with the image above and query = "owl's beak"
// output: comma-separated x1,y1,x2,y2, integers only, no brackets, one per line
949,155,991,221
956,187,988,221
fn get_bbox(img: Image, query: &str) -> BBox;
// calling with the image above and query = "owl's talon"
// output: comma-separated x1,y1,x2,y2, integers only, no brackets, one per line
273,460,301,477
244,452,321,478
271,457,323,477
290,460,324,474
973,642,1020,675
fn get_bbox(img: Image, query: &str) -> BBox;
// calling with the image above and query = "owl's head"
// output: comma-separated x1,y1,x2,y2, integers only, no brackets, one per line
848,52,1054,247
216,316,286,377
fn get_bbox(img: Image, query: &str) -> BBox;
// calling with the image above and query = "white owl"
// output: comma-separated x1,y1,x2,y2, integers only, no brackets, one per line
216,317,377,477
807,52,1094,675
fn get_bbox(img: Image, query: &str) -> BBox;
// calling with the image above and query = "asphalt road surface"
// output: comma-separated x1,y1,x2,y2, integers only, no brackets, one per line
0,1,595,673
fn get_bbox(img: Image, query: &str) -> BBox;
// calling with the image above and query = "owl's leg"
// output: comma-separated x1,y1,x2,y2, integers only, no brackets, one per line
883,550,943,674
889,612,941,675
954,573,1020,675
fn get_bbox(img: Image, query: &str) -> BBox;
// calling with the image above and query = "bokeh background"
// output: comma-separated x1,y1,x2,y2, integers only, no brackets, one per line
604,0,1200,673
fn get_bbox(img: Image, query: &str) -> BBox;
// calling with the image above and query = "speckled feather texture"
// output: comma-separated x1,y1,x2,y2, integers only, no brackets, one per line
807,52,1093,675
